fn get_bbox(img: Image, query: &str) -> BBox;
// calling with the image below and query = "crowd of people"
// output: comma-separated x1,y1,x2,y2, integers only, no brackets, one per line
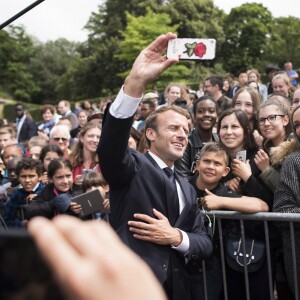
1,33,300,300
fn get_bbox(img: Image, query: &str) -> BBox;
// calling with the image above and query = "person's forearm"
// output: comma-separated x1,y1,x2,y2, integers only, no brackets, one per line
221,196,269,213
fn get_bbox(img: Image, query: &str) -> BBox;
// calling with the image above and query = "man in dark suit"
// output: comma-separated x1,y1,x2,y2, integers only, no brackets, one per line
15,104,38,143
98,33,212,300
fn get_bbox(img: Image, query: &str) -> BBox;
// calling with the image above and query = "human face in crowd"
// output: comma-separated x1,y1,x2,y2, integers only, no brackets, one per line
248,72,258,83
43,109,54,123
146,110,188,167
150,97,159,107
43,151,60,171
234,91,254,121
2,146,23,166
8,168,18,185
83,101,91,111
18,169,41,192
194,100,217,131
219,113,245,154
195,151,229,189
204,80,217,97
248,81,259,91
140,103,153,120
293,107,300,139
29,146,42,160
80,127,101,153
15,105,25,119
51,167,73,192
78,111,88,127
292,89,300,110
223,80,230,92
0,133,13,150
258,105,289,146
57,119,72,131
272,78,290,97
166,86,181,105
57,101,68,116
50,132,70,153
238,73,248,87
285,62,292,72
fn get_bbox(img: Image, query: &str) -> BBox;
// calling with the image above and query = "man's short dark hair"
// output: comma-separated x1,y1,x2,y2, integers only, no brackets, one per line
16,157,44,177
142,99,155,109
205,75,223,90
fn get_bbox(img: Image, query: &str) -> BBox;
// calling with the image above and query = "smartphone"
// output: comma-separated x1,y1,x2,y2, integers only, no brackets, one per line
167,38,216,60
82,169,93,176
236,150,247,163
0,229,65,299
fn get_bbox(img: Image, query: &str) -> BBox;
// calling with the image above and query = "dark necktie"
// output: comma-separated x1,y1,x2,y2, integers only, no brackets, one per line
163,167,180,225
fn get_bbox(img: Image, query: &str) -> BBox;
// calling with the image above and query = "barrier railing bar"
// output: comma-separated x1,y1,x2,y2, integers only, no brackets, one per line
290,222,299,300
264,221,274,300
207,211,300,222
240,220,251,300
218,219,228,300
201,260,208,300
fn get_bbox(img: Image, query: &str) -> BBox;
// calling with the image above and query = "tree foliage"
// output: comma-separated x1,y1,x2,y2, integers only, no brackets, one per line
28,38,79,103
265,17,300,68
221,3,273,75
0,26,39,101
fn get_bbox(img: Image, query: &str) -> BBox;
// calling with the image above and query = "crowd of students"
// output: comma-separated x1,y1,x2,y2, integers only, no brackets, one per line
1,40,300,299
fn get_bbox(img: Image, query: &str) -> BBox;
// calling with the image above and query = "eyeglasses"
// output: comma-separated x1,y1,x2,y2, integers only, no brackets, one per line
258,114,285,126
53,137,68,142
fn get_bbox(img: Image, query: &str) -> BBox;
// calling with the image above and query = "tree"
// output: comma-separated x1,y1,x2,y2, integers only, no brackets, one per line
0,26,39,101
221,3,273,75
265,17,300,69
28,38,79,103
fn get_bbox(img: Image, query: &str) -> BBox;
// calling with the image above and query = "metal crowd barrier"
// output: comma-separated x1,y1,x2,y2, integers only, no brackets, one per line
200,211,300,300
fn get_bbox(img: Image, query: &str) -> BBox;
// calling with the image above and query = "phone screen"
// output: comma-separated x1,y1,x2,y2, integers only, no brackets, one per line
0,230,65,300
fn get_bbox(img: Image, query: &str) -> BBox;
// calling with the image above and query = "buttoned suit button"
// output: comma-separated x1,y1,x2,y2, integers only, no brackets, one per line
162,263,168,271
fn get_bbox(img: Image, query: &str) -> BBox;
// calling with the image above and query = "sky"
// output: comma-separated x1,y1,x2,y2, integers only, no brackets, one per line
1,0,300,42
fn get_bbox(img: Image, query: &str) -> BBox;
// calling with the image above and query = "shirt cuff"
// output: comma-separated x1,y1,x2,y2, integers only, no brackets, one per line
109,85,142,119
171,229,189,255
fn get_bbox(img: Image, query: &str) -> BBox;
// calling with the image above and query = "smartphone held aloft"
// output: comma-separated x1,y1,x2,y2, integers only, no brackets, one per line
167,38,216,60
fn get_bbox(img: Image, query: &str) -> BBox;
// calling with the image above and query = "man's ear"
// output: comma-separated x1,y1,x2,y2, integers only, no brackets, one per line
145,128,156,143
222,166,230,177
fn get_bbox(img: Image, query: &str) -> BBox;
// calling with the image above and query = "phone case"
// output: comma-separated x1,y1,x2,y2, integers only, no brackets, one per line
167,38,216,60
236,150,247,163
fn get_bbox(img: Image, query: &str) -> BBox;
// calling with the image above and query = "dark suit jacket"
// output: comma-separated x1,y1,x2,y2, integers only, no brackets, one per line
98,112,212,300
18,118,38,143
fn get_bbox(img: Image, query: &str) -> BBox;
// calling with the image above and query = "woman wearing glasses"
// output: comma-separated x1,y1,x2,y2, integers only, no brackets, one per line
254,99,292,192
68,122,101,188
273,105,300,299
